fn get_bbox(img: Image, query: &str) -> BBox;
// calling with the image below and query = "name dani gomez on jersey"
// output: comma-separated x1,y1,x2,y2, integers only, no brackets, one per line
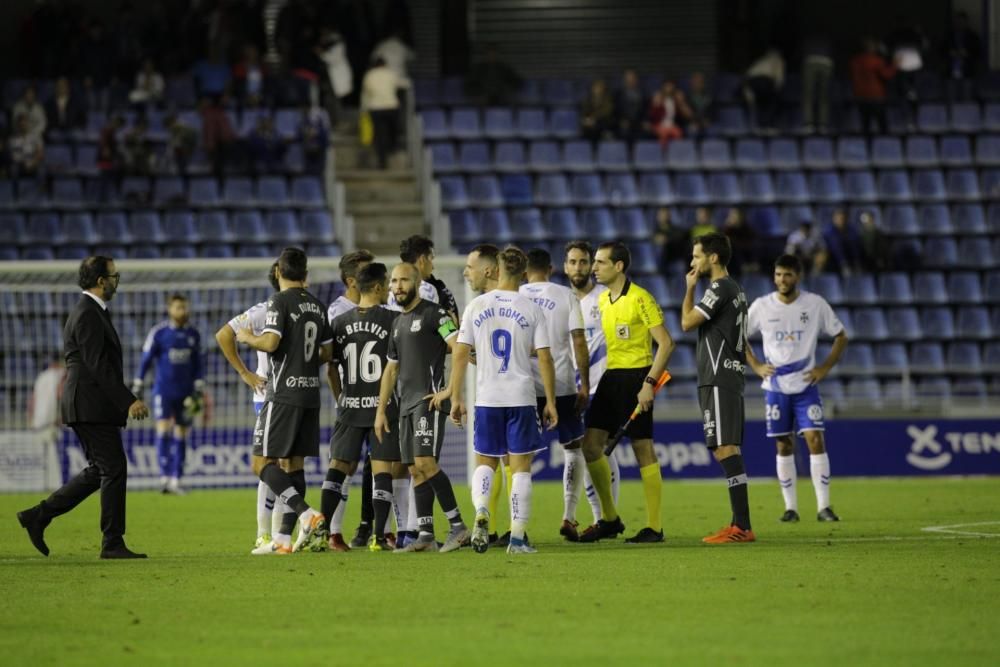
473,300,531,329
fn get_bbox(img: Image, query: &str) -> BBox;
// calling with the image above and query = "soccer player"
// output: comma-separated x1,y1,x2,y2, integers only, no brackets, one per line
374,263,468,553
579,241,675,543
449,246,557,554
323,263,406,551
216,261,284,552
681,232,755,544
745,254,847,522
519,248,591,540
388,234,459,322
132,293,203,495
562,240,621,536
237,247,334,553
326,250,376,551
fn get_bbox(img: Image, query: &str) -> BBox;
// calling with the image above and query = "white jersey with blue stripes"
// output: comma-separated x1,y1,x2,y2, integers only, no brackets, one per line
227,301,270,403
576,284,608,396
519,281,584,397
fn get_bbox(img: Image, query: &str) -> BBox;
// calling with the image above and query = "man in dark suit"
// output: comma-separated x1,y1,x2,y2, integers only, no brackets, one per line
17,256,151,559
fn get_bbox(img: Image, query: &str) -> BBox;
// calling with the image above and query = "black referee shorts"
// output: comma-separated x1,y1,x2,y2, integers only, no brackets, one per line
585,367,653,440
698,385,745,449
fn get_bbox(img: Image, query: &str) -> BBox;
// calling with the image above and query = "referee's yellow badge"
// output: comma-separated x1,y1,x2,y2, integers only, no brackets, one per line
615,324,630,339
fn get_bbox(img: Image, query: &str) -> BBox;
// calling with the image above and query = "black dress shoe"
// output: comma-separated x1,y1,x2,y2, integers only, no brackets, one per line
100,545,148,559
17,506,50,557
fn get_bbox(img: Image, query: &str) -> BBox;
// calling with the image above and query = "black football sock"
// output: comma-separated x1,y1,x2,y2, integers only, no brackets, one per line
289,469,307,498
720,454,752,531
360,454,374,526
261,463,309,518
320,468,347,532
372,472,393,538
414,481,435,537
427,470,463,526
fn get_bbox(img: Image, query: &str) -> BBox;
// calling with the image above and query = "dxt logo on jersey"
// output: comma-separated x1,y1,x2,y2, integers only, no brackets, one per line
774,330,805,341
905,424,1000,471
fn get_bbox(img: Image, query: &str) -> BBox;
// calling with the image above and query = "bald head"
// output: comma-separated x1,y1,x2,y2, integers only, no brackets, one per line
390,262,422,310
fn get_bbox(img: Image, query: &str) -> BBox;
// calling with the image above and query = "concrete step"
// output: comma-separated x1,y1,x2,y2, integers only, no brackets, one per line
350,201,423,216
353,216,426,251
336,168,414,182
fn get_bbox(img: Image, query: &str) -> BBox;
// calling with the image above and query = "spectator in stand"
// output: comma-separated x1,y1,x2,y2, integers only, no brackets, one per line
722,207,758,278
888,20,927,130
465,44,523,106
645,81,689,147
372,29,414,127
247,114,286,175
689,206,717,240
785,221,828,276
580,78,615,143
79,20,117,113
945,11,983,101
164,112,197,176
849,39,898,136
12,85,47,141
823,209,863,277
317,29,353,126
129,58,165,108
652,207,689,274
614,69,646,143
858,211,889,273
123,116,155,176
232,44,270,109
361,56,401,170
686,71,712,134
45,77,86,141
96,114,125,200
9,114,45,178
801,33,834,133
745,48,784,133
200,98,237,178
299,106,329,175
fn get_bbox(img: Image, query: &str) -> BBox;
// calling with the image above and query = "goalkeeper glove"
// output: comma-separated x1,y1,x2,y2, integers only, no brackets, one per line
183,380,206,418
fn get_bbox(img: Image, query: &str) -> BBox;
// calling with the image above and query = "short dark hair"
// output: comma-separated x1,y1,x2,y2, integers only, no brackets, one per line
470,243,499,266
774,254,804,274
278,247,308,282
694,232,732,267
77,256,114,290
499,246,528,278
399,235,434,263
268,261,280,291
357,262,388,294
339,249,374,286
564,240,593,259
597,241,631,272
526,247,551,272
167,293,187,304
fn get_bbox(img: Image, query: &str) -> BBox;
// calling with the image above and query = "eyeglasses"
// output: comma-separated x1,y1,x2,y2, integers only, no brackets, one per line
104,273,121,282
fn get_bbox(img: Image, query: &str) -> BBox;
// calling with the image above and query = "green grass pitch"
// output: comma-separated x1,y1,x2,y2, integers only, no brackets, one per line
2,478,999,666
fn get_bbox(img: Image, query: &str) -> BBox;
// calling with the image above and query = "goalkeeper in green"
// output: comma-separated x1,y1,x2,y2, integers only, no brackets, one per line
132,293,204,495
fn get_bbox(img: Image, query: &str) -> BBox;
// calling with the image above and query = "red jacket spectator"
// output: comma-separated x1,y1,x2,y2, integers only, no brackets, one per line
849,51,897,100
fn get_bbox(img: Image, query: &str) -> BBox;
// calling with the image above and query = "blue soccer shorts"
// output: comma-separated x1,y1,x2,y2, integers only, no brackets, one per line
536,395,585,446
764,384,825,437
473,405,546,458
153,393,193,426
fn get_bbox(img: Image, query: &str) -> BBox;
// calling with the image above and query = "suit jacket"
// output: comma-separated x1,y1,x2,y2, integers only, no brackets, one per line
61,295,136,427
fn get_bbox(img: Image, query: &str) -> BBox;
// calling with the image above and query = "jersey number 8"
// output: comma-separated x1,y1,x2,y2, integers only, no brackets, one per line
303,321,318,361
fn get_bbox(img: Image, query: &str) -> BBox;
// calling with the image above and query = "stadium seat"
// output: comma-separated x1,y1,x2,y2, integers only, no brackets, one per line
921,238,959,268
92,212,130,245
468,175,504,207
802,137,835,170
740,172,775,204
959,237,996,268
912,169,946,202
44,144,73,173
237,244,274,258
984,342,1000,372
630,243,658,274
266,210,303,243
534,173,572,206
843,170,877,202
886,307,922,341
510,208,546,241
61,213,97,245
715,106,749,136
545,208,583,240
699,138,733,170
985,272,1000,303
883,205,919,235
549,108,579,139
188,177,220,207
667,344,696,378
950,102,982,132
164,245,197,259
808,171,844,203
877,170,912,202
877,273,913,305
439,176,469,209
526,140,561,172
421,109,448,141
666,139,698,170
853,308,890,341
222,177,254,207
615,207,650,240
128,244,162,259
494,141,526,173
24,213,61,245
605,173,640,206
674,172,709,205
291,176,324,207
256,176,289,206
449,108,481,140
633,141,665,171
56,245,89,260
563,140,596,172
428,143,457,173
0,180,14,208
917,204,953,235
921,307,955,338
980,168,1000,197
840,345,875,375
231,210,268,242
707,172,742,205
911,342,946,374
742,274,772,304
871,137,904,169
196,211,231,243
947,272,984,304
596,141,630,171
515,108,547,140
804,273,842,304
905,136,939,167
911,272,948,305
734,138,767,170
947,342,983,373
836,137,870,169
163,210,198,243
479,208,514,243
16,179,46,207
22,246,55,260
775,171,809,203
581,208,616,241
458,141,491,173
300,210,335,243
638,173,675,205
939,135,973,167
500,173,533,206
957,306,992,339
449,210,478,244
768,138,801,170
946,168,981,200
128,211,164,244
570,173,607,206
875,342,909,370
543,78,576,106
154,176,186,205
483,108,515,140
917,103,948,133
974,135,1000,166
51,177,86,208
842,275,877,305
440,77,466,105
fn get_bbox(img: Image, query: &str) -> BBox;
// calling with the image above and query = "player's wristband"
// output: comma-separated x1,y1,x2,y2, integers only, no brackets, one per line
644,376,657,386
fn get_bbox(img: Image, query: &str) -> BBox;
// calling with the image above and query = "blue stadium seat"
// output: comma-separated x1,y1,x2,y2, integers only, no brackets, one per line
807,273,844,304
200,243,233,258
982,168,1000,198
836,137,870,169
458,141,491,173
61,213,97,245
741,172,775,204
605,173,640,206
984,342,1000,372
912,169,946,202
428,143,457,173
154,176,187,205
440,76,467,105
913,272,948,304
638,173,675,205
974,135,1000,166
45,144,73,173
51,177,86,208
93,212,131,245
510,208,546,241
742,274,773,304
256,176,289,206
734,138,767,170
921,307,955,338
875,342,909,370
905,136,939,167
843,275,877,305
940,135,972,167
514,78,541,106
449,108,481,140
808,171,844,203
196,211,231,242
237,244,274,258
0,245,18,260
917,103,948,133
887,307,922,341
223,177,254,207
563,140,596,172
468,175,503,207
947,342,983,373
128,211,164,243
946,168,981,200
877,273,913,305
633,141,664,171
549,108,579,139
666,139,699,170
22,246,55,260
55,245,89,260
702,171,739,205
778,205,813,234
545,208,583,240
630,243,658,273
449,210,478,244
266,210,303,243
957,306,992,339
528,141,561,172
699,138,733,170
775,171,809,203
950,102,982,132
543,78,576,107
163,210,198,243
883,205,919,235
581,208,616,241
494,141,526,173
534,174,572,207
917,204,953,235
768,138,801,170
843,170,877,202
16,180,46,207
668,344,696,377
413,79,439,107
479,208,514,243
516,109,547,140
959,237,996,268
571,173,607,206
877,170,912,201
872,137,904,169
853,308,890,341
891,234,923,266
164,244,199,259
597,141,630,172
128,244,162,259
922,238,959,268
500,173,533,206
231,210,267,242
421,109,448,141
911,342,946,374
985,273,1000,303
840,344,875,375
24,213,61,245
189,177,220,206
483,108,515,140
438,175,469,209
802,137,835,170
674,172,709,205
715,106,749,136
73,144,98,177
984,103,1000,131
0,180,14,208
291,176,324,207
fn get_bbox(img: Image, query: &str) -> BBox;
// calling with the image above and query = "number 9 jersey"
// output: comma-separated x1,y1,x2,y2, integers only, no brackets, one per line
261,288,334,408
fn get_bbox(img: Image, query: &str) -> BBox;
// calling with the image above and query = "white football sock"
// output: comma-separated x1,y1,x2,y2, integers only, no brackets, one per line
406,483,418,532
272,496,287,536
391,478,410,532
471,464,494,516
609,452,621,504
509,472,532,541
777,454,798,511
330,475,350,534
562,448,585,522
810,453,831,510
582,467,602,524
257,481,275,537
